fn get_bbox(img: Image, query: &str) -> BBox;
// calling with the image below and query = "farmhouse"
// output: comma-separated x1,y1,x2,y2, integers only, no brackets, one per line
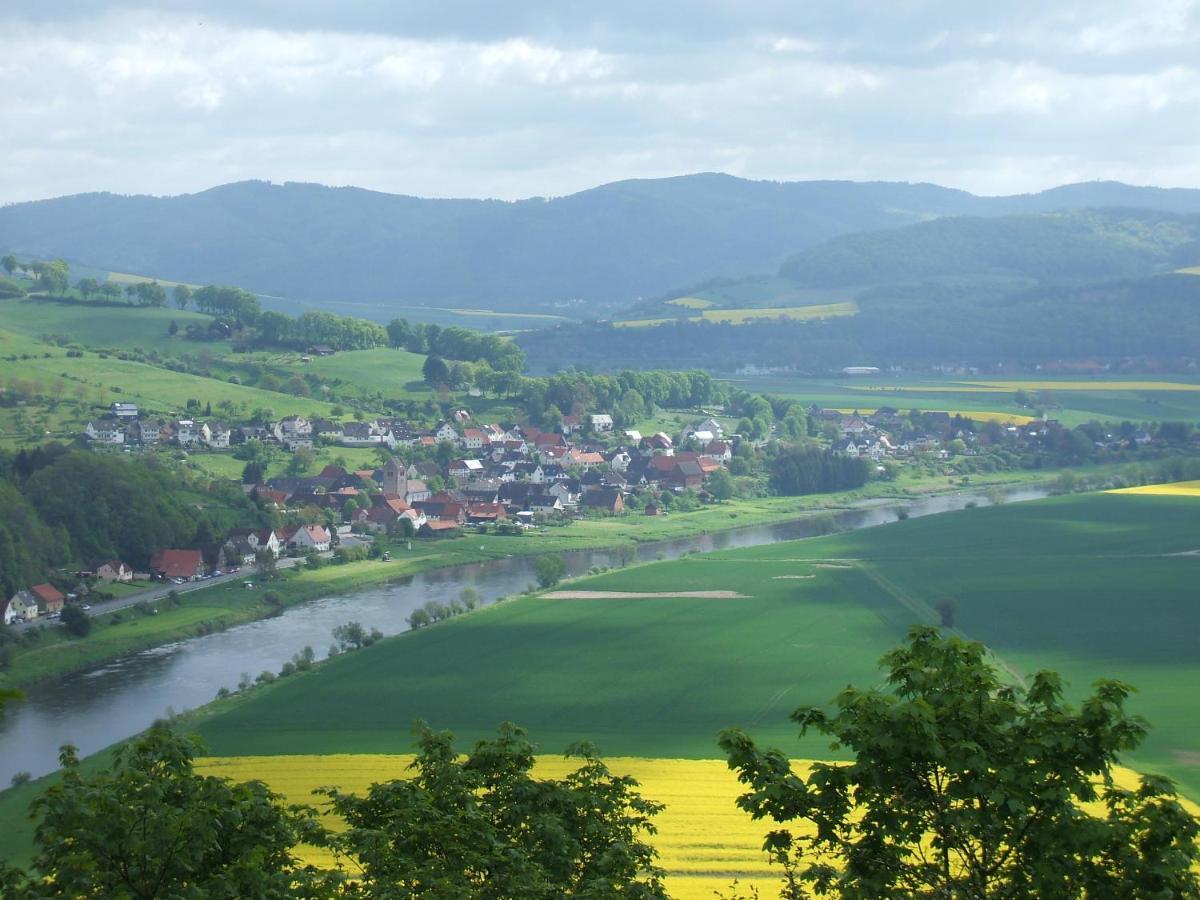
149,549,205,581
418,519,461,538
581,487,625,515
85,419,125,444
3,591,38,624
90,559,133,582
280,525,332,552
30,583,66,616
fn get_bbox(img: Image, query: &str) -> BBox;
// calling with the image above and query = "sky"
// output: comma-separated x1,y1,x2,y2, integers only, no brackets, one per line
1,0,1199,204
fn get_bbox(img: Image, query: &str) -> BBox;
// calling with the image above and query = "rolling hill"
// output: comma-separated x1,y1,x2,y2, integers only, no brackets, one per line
5,175,1200,315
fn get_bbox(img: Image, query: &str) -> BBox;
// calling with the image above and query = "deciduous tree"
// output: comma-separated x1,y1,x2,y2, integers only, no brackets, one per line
720,626,1200,898
315,722,667,899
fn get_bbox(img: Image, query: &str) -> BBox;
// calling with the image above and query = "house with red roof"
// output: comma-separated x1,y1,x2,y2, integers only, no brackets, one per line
149,549,205,581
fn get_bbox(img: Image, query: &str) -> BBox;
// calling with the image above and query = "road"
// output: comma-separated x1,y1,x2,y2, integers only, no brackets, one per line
12,536,371,630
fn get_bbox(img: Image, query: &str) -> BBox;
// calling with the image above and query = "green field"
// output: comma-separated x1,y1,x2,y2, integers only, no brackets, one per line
191,492,1200,800
727,374,1200,426
0,297,209,353
234,347,429,402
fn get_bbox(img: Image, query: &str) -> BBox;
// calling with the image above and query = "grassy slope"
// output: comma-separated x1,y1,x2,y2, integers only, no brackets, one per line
0,326,342,445
190,493,1200,799
0,297,209,353
234,347,428,402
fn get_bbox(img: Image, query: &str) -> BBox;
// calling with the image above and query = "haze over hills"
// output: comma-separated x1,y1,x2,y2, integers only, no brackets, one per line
4,174,1200,316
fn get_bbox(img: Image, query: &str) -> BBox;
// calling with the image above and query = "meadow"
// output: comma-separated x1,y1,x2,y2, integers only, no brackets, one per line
0,297,209,353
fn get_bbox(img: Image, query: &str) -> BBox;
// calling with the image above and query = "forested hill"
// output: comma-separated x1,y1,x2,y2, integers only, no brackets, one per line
779,208,1200,288
4,175,1200,313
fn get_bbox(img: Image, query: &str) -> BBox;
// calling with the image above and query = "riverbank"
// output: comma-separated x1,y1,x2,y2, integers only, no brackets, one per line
0,465,1111,690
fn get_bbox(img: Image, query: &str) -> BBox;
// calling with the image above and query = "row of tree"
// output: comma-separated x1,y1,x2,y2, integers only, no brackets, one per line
388,319,526,371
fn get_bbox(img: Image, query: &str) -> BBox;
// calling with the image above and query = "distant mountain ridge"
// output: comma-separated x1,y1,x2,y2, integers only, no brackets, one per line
3,174,1200,314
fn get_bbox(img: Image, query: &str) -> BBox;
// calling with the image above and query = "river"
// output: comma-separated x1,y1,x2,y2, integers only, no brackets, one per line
0,486,1048,784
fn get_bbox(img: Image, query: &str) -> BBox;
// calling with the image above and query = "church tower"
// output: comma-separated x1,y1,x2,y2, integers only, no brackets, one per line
382,456,407,497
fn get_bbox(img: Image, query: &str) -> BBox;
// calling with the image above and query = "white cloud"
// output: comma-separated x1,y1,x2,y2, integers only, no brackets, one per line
0,3,1198,203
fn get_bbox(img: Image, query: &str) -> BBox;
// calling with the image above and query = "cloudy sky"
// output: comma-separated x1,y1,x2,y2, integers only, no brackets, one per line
2,1,1199,203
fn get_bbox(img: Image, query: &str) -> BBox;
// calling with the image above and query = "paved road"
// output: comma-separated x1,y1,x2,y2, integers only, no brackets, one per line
12,535,371,631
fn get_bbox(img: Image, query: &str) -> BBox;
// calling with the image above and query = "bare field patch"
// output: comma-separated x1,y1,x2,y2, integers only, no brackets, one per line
541,590,750,600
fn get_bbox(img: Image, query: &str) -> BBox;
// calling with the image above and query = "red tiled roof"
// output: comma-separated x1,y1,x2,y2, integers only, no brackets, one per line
149,549,203,579
30,583,65,605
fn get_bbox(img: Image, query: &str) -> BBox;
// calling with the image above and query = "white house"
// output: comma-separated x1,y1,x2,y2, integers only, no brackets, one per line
85,420,125,445
588,414,614,433
206,422,231,448
286,524,331,552
610,451,632,472
173,419,205,446
433,421,459,443
3,591,37,624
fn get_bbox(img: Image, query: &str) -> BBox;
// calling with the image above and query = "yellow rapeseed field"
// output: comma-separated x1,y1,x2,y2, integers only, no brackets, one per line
616,301,858,328
827,407,1035,424
195,756,1187,899
197,755,817,899
1107,480,1200,497
666,296,715,309
888,380,1200,393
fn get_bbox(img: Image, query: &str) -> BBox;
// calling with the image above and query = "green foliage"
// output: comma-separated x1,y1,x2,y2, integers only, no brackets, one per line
533,553,567,589
780,208,1200,287
18,726,324,898
422,354,450,385
59,604,91,638
768,446,869,496
315,722,667,899
390,319,525,371
720,626,1200,898
22,453,210,569
0,482,65,600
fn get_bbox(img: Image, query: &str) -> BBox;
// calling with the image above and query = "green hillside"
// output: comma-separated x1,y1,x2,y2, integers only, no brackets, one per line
7,177,1200,314
779,208,1200,287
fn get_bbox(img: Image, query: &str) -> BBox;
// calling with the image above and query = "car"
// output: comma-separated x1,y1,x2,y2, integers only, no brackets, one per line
80,604,91,611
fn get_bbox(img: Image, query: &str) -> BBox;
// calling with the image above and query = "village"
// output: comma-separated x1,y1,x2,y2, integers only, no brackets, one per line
4,396,1161,627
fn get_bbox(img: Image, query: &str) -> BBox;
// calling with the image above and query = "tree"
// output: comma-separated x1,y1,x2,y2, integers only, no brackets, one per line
533,553,566,589
168,318,179,336
332,620,368,651
287,445,316,475
22,726,325,898
720,626,1200,899
60,603,91,638
422,354,450,386
173,283,192,310
707,468,735,501
1,255,15,277
37,259,70,295
75,277,101,300
315,722,667,898
254,548,278,579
